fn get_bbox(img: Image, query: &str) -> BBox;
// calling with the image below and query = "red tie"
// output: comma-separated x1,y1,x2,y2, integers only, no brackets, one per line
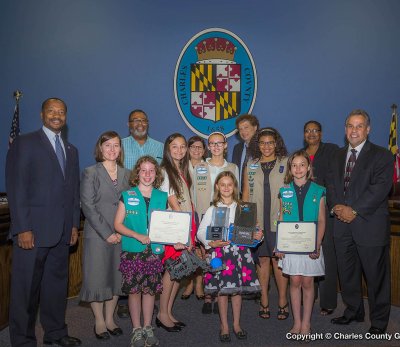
344,149,357,192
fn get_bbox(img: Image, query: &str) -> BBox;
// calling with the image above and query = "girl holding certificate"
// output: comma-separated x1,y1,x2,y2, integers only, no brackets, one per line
114,155,166,347
276,150,326,338
197,171,262,343
157,133,195,332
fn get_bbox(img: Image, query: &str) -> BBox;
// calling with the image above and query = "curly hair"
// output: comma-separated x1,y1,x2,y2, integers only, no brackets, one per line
129,155,164,188
248,127,288,161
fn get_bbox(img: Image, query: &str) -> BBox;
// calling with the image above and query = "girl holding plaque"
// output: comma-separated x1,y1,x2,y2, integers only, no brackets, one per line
114,155,166,347
197,171,262,342
276,150,326,338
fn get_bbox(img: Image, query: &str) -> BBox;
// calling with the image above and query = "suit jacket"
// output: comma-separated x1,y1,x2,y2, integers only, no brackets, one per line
6,129,80,247
80,163,130,240
326,140,393,246
305,142,339,187
232,142,244,171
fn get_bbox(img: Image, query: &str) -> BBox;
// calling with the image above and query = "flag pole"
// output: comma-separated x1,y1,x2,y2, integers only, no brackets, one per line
13,90,23,104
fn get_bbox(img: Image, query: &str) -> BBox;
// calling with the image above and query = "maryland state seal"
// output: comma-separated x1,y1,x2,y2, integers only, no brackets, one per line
174,28,257,138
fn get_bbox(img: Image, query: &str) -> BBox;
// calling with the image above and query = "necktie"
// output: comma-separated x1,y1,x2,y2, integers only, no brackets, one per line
240,145,249,190
55,134,66,176
344,149,357,192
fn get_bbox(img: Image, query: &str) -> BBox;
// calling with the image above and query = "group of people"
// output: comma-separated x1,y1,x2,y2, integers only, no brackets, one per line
5,98,393,347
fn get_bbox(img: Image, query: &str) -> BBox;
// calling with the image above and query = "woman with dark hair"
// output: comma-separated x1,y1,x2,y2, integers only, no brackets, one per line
156,133,195,332
242,127,289,321
79,131,131,340
180,135,207,300
303,120,339,316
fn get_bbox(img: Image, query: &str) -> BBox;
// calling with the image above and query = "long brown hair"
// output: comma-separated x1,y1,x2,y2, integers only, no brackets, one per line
161,133,192,199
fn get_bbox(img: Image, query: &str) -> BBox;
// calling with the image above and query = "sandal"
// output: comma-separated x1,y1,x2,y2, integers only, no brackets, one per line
258,304,270,319
233,329,247,340
219,332,231,343
277,303,289,320
320,308,334,316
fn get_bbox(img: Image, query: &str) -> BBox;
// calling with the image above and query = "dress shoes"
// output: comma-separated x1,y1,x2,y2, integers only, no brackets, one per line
94,326,110,340
369,326,386,334
117,304,130,319
43,335,82,346
107,327,123,336
331,315,364,325
173,321,186,328
155,317,181,332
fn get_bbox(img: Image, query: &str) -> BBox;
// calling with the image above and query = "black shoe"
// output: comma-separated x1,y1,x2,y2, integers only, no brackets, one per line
43,335,82,346
107,327,123,336
331,315,364,325
202,302,212,314
234,329,247,340
213,302,219,314
219,332,231,343
369,326,386,334
173,321,186,328
93,326,110,340
117,304,130,319
155,317,181,332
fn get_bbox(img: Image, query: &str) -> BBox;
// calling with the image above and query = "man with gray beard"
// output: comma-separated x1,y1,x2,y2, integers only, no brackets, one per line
122,109,164,169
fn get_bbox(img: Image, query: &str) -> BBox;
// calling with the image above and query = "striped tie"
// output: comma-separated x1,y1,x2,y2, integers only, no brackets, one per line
344,149,357,192
55,134,66,176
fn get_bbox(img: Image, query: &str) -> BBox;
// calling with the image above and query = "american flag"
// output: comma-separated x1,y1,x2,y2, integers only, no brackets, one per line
9,102,20,147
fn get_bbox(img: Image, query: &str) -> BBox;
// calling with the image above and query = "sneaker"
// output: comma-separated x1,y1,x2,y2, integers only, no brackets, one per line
130,328,146,347
143,326,159,346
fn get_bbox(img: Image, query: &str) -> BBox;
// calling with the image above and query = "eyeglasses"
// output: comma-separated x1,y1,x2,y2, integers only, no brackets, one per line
129,118,148,125
208,141,225,147
259,140,275,147
304,129,320,134
190,145,204,151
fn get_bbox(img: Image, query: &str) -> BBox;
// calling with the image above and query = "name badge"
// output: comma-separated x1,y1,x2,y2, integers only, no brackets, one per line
249,163,259,170
279,165,284,173
127,190,137,196
197,167,207,175
282,190,294,199
127,197,140,206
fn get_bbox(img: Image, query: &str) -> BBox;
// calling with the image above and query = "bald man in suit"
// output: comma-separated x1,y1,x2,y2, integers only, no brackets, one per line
6,98,81,347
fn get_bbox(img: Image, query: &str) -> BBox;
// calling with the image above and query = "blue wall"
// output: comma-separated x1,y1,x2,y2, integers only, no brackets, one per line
1,0,400,191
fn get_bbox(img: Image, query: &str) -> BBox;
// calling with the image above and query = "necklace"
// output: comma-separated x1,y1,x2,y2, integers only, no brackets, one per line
261,159,277,170
103,163,117,174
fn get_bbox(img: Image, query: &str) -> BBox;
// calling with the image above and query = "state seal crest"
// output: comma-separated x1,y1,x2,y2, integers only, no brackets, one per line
174,28,257,138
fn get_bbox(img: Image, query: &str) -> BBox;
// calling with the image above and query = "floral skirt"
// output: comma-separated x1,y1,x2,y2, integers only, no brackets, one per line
119,247,163,295
204,244,261,296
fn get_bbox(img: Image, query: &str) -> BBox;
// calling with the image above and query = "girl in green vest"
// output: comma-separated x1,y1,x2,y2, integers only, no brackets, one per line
276,150,326,338
114,155,167,347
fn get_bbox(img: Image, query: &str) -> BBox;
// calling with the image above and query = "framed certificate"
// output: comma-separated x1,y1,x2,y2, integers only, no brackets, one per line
148,210,191,246
276,221,317,254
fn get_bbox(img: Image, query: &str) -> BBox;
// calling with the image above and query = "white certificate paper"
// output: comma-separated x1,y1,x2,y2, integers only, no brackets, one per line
276,221,317,254
149,210,191,246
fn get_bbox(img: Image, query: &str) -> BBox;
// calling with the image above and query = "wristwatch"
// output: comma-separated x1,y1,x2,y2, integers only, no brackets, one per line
351,209,358,216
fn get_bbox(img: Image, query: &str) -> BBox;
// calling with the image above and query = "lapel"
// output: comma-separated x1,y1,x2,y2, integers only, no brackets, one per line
38,129,65,179
337,146,347,186
116,165,127,193
96,163,119,197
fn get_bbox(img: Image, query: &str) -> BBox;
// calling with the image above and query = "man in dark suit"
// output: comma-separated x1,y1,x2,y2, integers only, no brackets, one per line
231,114,259,191
6,98,81,347
326,109,393,334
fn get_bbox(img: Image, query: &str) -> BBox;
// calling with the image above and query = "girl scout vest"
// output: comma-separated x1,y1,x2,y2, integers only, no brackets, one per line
192,161,237,219
247,157,288,232
121,186,167,254
177,174,193,213
280,181,325,222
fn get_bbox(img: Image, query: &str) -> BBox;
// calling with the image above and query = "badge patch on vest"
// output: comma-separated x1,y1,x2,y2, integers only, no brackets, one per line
249,163,259,170
197,167,208,175
281,190,294,198
127,197,140,206
127,191,137,196
282,201,292,215
279,165,284,173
